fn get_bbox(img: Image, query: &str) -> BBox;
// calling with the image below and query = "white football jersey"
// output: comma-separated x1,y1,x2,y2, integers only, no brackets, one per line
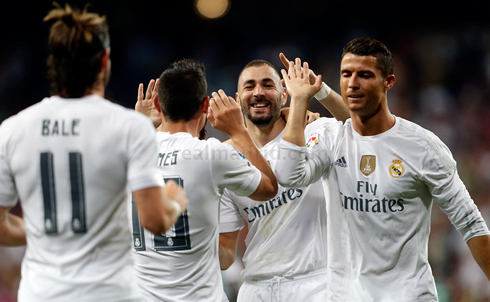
131,132,262,302
0,95,163,302
275,116,490,302
220,117,339,281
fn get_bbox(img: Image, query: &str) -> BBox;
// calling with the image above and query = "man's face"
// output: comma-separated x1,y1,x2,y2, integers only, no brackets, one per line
237,65,286,126
340,53,390,118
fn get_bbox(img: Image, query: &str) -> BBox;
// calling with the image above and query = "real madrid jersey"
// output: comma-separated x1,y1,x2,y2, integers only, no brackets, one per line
219,117,339,281
275,116,490,302
0,95,163,302
131,132,262,302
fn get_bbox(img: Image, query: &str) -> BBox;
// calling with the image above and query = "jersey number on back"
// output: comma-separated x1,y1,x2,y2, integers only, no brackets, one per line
132,176,191,251
40,151,86,234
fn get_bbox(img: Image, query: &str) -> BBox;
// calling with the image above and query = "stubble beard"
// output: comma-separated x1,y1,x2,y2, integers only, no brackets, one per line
243,100,281,127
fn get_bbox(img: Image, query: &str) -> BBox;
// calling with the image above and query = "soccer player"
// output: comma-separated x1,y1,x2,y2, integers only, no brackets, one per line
0,4,187,302
218,59,349,301
131,58,278,302
275,38,490,301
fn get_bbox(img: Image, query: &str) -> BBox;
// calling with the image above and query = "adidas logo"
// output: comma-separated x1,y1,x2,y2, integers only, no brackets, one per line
334,156,348,168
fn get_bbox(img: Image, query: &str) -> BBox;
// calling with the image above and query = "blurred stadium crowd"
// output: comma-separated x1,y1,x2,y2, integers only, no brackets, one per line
1,1,490,301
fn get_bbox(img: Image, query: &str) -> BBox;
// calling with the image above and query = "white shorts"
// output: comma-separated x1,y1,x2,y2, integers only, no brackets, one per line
237,269,327,302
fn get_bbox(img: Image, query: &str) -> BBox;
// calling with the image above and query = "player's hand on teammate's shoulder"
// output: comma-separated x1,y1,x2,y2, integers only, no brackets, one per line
306,110,320,124
207,89,246,136
136,79,162,128
281,107,320,125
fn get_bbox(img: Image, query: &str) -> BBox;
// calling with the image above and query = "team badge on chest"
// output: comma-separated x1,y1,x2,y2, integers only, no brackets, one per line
360,155,376,176
389,159,405,178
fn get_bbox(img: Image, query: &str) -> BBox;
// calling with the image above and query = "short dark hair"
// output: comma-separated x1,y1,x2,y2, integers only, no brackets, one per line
238,59,282,87
158,58,207,122
44,3,110,98
342,38,394,78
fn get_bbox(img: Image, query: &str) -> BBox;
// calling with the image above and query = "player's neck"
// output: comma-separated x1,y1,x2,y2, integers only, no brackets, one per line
158,119,201,137
246,116,286,149
83,86,104,98
351,107,395,136
83,71,106,98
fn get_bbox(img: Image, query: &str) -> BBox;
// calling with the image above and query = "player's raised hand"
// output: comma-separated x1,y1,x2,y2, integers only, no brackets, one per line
281,58,322,101
136,79,162,128
207,89,246,137
279,53,318,86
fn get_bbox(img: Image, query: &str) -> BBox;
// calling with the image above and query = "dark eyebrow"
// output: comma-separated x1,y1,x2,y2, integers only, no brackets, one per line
242,78,275,86
242,79,256,86
260,78,275,83
341,69,375,75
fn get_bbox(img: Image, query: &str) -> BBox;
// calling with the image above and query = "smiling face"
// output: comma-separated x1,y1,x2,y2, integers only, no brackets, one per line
340,53,395,118
237,64,286,126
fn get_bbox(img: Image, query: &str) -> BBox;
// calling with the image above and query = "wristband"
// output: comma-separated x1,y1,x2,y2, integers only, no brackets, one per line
171,199,182,219
314,82,332,100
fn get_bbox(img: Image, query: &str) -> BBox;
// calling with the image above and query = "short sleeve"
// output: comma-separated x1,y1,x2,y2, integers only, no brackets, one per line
126,113,164,192
219,189,244,233
0,118,19,207
208,139,261,197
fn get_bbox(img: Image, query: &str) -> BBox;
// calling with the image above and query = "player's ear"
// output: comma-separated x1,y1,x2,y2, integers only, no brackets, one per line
202,96,209,114
154,95,162,113
101,49,110,70
281,86,288,107
385,74,395,91
235,92,241,106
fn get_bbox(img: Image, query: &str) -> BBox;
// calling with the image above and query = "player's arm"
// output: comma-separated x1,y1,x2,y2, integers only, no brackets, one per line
135,79,162,128
279,53,350,123
467,235,490,280
426,146,490,280
133,180,188,235
280,58,322,147
219,230,240,270
0,206,26,246
273,58,329,189
208,89,278,200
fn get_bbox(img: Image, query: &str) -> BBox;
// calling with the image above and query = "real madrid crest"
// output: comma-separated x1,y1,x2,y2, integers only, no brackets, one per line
360,155,376,176
389,159,405,178
134,238,141,248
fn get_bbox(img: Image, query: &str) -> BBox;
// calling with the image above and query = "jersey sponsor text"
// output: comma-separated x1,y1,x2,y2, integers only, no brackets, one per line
340,181,405,213
243,188,303,222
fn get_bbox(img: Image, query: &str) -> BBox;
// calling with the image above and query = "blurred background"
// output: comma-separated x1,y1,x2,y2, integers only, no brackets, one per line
1,0,490,301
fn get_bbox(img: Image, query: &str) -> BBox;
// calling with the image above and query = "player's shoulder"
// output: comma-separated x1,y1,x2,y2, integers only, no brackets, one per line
204,137,235,151
395,117,449,149
94,97,156,131
304,117,344,146
98,97,148,121
395,117,455,166
1,98,49,124
0,98,52,137
305,117,342,134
